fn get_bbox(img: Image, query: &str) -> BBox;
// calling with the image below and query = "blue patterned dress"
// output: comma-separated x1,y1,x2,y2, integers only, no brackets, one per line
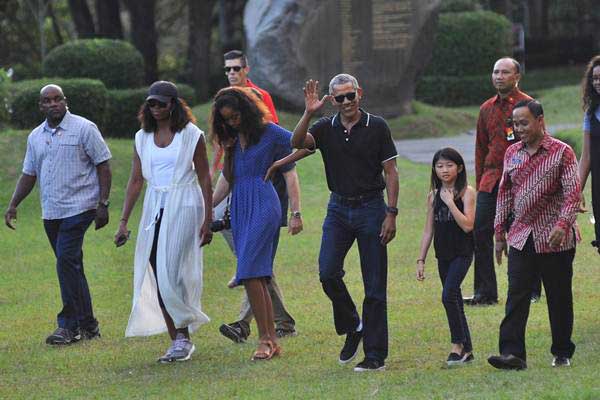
231,123,293,283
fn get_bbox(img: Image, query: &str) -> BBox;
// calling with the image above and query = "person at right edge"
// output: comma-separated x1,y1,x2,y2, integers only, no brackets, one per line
468,57,532,306
578,55,600,254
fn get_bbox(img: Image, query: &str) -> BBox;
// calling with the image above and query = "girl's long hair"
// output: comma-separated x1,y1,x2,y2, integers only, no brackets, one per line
209,87,270,182
582,55,600,114
138,97,196,133
430,147,468,205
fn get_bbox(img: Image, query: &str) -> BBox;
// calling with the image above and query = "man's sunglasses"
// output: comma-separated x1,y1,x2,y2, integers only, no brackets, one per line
224,66,244,73
147,99,168,108
334,92,357,103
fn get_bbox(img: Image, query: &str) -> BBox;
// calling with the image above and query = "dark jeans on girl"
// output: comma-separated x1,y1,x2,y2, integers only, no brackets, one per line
438,255,473,353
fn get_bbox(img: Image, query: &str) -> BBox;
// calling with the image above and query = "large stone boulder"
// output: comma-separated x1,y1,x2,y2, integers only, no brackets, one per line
244,0,442,117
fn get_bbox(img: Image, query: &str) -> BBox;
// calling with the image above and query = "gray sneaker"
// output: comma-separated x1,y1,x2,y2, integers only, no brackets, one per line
158,334,195,363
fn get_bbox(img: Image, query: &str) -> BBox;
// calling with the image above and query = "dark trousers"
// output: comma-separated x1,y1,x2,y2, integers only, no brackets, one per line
318,194,388,362
473,184,499,300
499,236,576,361
43,209,97,331
438,256,473,352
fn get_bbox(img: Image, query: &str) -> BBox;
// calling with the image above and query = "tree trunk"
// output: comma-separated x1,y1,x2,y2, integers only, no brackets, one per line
218,0,245,53
95,0,123,39
47,0,64,45
187,0,217,101
68,0,95,38
122,0,158,84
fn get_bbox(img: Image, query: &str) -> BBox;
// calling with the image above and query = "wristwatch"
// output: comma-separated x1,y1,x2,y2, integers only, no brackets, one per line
98,199,110,208
386,206,398,215
290,211,302,219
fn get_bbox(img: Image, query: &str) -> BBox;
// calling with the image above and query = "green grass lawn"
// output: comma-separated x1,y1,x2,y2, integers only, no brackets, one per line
1,125,599,399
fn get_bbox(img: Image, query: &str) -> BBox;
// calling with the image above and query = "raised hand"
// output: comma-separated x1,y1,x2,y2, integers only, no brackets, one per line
439,188,455,206
303,79,331,115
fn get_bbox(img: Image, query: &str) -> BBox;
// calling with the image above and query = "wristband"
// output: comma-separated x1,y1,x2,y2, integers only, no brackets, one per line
386,206,398,215
417,259,425,263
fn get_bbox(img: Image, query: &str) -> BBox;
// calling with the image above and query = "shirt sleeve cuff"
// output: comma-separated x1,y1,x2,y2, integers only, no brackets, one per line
555,219,571,232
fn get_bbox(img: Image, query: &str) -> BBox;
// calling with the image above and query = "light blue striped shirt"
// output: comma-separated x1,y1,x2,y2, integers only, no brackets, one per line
22,111,112,219
582,106,600,131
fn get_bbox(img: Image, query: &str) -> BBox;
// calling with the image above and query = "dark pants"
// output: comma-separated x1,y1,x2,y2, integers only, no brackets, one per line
473,184,499,300
318,194,388,362
499,236,576,361
43,209,97,332
438,256,473,352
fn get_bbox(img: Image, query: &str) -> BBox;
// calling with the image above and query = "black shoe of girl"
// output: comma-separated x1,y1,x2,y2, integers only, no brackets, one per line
447,352,474,366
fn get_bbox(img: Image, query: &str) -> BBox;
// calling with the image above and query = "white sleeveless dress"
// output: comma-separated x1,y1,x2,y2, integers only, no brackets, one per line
125,123,210,337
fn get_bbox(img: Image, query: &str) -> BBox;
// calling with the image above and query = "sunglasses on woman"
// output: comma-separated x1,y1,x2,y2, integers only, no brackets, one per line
334,92,357,103
147,99,168,108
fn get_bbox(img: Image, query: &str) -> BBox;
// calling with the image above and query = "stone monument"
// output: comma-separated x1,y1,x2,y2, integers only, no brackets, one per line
244,0,442,117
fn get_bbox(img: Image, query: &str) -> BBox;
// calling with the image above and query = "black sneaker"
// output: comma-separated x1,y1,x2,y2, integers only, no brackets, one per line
354,358,385,372
339,330,362,365
81,326,101,340
46,327,81,345
552,356,571,367
219,322,248,343
447,352,474,366
275,328,298,338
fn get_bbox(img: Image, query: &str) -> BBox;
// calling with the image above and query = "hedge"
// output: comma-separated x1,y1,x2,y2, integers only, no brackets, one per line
415,74,495,107
424,11,512,77
104,83,198,138
9,78,108,130
440,0,480,13
43,39,144,89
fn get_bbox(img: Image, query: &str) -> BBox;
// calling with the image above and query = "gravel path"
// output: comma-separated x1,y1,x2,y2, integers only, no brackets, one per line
394,123,579,173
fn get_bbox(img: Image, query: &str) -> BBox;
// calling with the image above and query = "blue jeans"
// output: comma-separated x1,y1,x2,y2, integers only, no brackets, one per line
43,209,97,331
438,256,473,352
318,193,388,362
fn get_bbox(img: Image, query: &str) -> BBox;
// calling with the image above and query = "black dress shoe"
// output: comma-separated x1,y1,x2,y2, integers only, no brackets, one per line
487,354,527,370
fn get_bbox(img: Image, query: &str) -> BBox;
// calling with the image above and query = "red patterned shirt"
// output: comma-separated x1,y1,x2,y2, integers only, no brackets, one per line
475,88,531,192
494,134,580,253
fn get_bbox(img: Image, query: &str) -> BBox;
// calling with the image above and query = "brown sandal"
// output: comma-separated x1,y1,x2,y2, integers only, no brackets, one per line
251,340,281,361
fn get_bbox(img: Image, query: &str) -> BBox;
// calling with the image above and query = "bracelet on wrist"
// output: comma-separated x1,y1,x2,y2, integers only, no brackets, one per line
120,218,128,223
417,259,425,263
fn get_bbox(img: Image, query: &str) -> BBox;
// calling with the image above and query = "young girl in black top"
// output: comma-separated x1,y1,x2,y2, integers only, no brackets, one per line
416,148,476,366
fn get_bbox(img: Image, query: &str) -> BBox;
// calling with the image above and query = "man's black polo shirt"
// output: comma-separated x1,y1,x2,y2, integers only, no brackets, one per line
308,109,398,197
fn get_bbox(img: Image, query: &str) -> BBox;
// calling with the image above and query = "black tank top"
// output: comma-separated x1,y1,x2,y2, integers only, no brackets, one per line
433,190,474,261
589,109,600,170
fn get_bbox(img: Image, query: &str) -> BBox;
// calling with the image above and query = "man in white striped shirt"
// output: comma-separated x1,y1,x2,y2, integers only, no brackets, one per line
4,84,112,345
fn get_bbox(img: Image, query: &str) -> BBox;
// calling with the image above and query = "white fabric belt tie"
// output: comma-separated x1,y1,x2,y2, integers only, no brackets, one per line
144,182,195,231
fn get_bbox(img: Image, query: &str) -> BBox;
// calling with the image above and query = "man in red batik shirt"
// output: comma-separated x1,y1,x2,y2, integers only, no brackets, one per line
467,58,532,306
488,99,580,370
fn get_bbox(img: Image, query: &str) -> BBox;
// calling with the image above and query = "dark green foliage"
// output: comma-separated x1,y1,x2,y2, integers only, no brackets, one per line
9,78,108,131
416,74,494,107
417,11,512,106
0,69,10,127
425,11,512,77
440,0,480,13
103,83,198,138
42,39,144,89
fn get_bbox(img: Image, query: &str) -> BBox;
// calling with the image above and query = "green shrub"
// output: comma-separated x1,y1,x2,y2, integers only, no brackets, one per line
416,74,495,106
43,39,144,89
425,11,512,77
0,68,10,127
104,83,199,138
440,0,480,13
9,78,108,131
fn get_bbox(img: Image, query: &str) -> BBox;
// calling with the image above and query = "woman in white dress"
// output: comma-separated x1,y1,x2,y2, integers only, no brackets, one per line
115,81,213,362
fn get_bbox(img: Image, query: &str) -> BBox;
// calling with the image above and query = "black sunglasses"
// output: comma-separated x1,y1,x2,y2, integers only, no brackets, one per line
334,92,357,103
224,66,244,73
147,99,168,108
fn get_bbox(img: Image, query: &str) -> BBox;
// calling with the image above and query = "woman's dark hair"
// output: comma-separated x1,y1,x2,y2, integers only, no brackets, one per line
137,97,196,133
430,147,468,204
582,55,600,114
514,99,544,118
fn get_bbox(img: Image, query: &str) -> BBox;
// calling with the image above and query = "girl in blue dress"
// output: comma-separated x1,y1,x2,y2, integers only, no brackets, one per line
211,87,293,360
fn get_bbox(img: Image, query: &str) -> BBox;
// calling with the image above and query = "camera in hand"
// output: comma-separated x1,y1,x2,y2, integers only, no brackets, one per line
210,209,231,232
